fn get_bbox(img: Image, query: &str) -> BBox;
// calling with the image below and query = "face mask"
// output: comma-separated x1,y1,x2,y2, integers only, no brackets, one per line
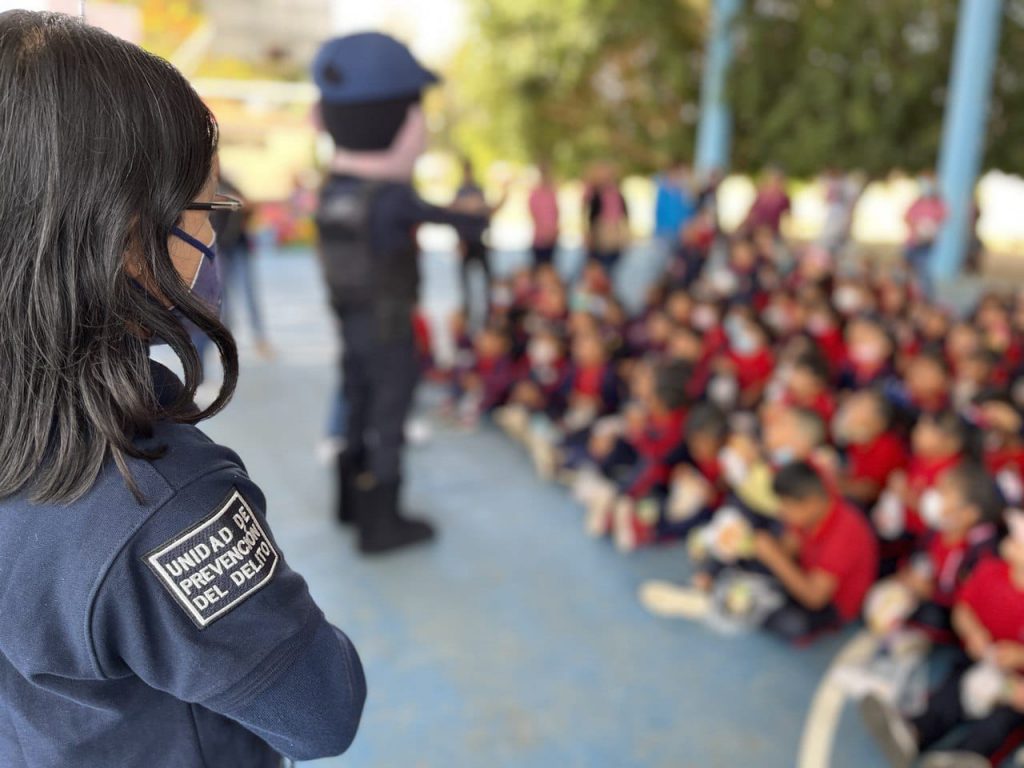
807,316,832,336
919,488,947,531
709,375,738,407
529,340,558,368
142,227,222,345
850,341,886,366
718,447,748,487
730,329,759,356
171,226,222,316
691,306,716,332
833,286,863,315
770,447,796,466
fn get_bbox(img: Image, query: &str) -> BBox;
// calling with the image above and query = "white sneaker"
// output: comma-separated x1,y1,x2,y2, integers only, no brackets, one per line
584,481,617,537
315,436,346,466
638,580,711,620
613,497,637,553
405,418,433,446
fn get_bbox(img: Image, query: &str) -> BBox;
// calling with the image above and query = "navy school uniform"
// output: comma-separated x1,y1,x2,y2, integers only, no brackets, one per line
0,363,365,767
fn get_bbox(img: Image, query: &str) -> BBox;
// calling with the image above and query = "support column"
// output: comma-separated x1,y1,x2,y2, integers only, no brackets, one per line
933,0,1004,282
694,0,742,174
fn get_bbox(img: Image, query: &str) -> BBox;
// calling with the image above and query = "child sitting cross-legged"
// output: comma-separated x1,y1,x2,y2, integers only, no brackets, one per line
641,461,878,645
861,511,1024,768
836,461,1002,705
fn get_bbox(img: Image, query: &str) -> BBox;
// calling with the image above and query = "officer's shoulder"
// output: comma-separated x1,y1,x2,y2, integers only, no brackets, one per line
141,420,248,496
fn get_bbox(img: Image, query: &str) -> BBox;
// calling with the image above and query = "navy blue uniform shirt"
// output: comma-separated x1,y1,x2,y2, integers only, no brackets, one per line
0,363,366,767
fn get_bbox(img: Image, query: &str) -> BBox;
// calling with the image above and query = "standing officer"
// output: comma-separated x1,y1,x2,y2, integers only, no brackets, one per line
313,33,494,554
0,11,365,767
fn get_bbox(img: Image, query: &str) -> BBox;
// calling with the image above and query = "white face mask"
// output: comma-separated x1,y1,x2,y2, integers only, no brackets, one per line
718,447,748,487
919,488,947,531
708,375,738,407
528,340,558,368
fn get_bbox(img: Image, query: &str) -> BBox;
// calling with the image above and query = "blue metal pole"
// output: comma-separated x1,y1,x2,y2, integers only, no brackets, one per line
932,0,1003,282
695,0,742,174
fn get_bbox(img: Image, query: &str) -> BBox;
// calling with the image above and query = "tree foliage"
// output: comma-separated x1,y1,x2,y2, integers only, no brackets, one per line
443,0,1024,178
730,0,1024,176
440,0,706,176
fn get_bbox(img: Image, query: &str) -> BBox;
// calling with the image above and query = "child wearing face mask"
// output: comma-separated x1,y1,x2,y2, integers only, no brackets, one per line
713,315,775,410
862,510,1024,768
450,324,515,428
841,316,896,390
494,327,568,441
579,361,690,545
873,411,970,574
846,463,1002,704
835,390,908,509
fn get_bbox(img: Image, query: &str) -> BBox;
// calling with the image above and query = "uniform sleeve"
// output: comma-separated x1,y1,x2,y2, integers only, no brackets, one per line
89,466,366,761
396,185,490,231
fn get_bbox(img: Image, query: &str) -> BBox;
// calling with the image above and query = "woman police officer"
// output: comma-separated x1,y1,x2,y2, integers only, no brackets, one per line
0,11,365,767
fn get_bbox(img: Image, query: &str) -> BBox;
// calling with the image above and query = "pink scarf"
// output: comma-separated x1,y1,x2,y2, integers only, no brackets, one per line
329,105,427,182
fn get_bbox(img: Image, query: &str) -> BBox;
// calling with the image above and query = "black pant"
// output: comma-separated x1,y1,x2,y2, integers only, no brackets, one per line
912,654,1024,757
532,244,556,268
460,240,490,323
339,306,418,483
761,598,840,643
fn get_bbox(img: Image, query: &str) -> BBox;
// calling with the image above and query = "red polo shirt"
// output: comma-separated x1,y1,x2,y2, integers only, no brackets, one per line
926,524,998,608
847,432,908,488
958,559,1024,642
791,498,879,621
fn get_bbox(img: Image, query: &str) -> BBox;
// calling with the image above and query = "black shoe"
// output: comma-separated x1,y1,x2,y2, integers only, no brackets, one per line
336,450,364,526
355,480,435,555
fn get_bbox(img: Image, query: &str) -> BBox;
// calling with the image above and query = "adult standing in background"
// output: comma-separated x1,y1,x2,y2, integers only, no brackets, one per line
212,175,274,359
452,157,493,327
584,162,630,275
653,161,696,265
529,161,561,269
904,171,948,299
740,166,791,240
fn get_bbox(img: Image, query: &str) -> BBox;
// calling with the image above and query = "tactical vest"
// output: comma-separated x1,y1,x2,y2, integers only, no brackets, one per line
315,180,420,325
315,181,380,311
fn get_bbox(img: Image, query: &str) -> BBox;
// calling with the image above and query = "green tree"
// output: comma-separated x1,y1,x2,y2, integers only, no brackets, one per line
440,0,706,176
729,0,1024,176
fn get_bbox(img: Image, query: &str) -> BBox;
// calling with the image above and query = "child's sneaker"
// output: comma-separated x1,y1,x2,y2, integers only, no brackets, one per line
919,753,991,768
613,498,656,553
860,694,917,768
584,481,617,538
638,580,711,620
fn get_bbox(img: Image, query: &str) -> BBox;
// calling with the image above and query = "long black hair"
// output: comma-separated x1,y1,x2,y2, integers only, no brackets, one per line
0,11,238,502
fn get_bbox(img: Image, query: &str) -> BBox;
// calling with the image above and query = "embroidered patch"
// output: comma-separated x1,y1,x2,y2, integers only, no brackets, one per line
145,488,279,629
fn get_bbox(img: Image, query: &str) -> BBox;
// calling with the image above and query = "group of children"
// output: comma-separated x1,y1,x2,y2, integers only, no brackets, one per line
438,224,1024,767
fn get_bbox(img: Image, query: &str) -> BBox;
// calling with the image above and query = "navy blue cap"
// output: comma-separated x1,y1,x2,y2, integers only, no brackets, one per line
312,32,440,105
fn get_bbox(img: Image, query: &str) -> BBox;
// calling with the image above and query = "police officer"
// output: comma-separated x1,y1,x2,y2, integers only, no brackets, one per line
0,12,365,767
313,33,494,554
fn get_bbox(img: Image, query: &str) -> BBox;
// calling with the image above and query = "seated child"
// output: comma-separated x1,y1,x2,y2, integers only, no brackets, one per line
450,324,515,427
751,461,879,642
658,403,729,537
841,316,896,390
528,330,620,478
840,462,1002,704
644,462,878,645
494,327,568,441
894,350,952,420
577,360,690,547
710,312,775,410
835,389,908,509
862,512,1024,768
777,352,837,427
873,410,969,571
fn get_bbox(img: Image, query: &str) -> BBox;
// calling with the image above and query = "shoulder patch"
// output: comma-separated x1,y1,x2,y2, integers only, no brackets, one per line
144,488,279,629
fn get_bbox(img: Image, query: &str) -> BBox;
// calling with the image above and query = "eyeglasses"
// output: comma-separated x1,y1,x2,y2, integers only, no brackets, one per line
185,193,244,212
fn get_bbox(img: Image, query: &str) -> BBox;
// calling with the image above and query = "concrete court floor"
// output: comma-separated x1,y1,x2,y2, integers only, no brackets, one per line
194,244,889,768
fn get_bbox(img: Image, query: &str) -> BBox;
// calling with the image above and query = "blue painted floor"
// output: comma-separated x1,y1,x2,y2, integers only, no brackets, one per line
197,247,887,767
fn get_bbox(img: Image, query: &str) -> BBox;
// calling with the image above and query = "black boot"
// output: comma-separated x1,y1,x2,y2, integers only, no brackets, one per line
355,480,435,555
336,450,363,525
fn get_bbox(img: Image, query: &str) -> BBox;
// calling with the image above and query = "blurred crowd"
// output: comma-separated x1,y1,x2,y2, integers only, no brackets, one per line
430,163,1024,767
